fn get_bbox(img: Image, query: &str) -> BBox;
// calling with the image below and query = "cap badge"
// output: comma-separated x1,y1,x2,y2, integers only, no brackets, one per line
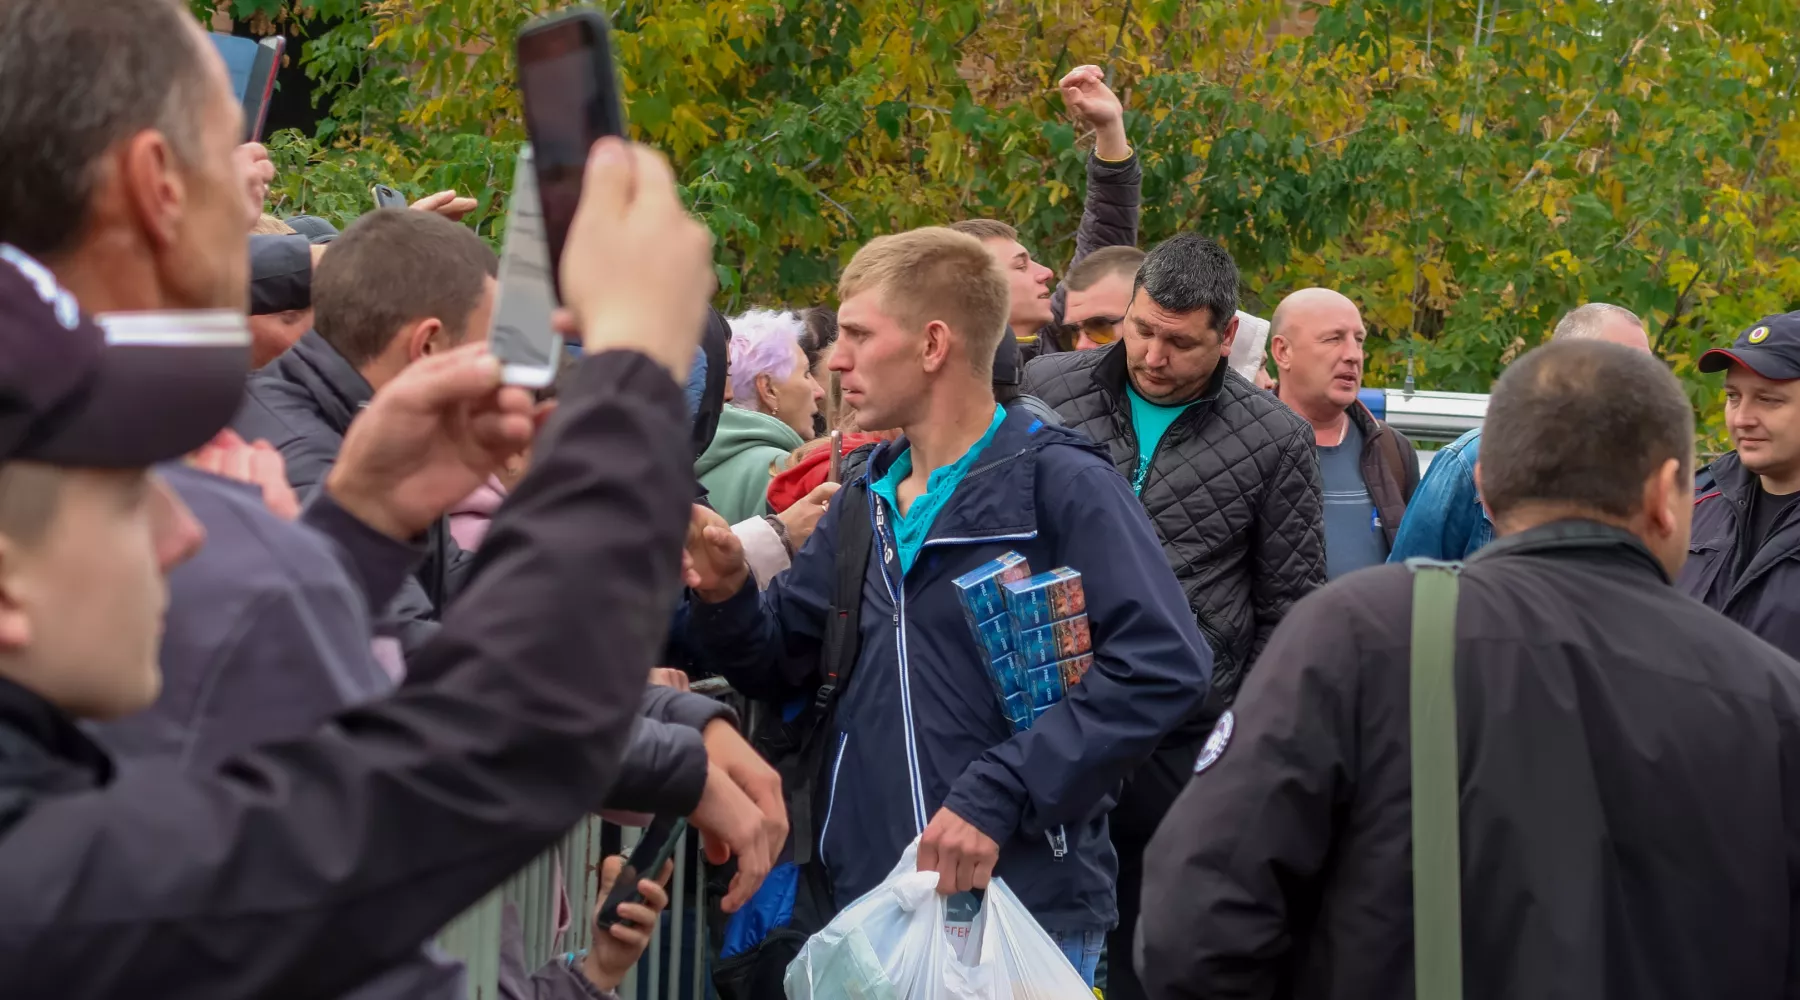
1749,326,1771,344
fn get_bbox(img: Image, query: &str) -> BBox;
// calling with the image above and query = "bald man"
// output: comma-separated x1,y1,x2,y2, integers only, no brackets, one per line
1387,302,1652,563
1271,288,1420,578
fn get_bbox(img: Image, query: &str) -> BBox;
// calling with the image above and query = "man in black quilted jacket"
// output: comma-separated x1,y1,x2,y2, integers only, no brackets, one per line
1023,233,1325,998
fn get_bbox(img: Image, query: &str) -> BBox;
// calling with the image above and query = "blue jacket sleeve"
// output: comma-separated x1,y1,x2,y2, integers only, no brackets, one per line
685,495,842,700
1386,433,1482,563
942,459,1213,842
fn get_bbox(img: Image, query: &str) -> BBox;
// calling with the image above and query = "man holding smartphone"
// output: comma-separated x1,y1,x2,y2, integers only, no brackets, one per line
0,4,760,999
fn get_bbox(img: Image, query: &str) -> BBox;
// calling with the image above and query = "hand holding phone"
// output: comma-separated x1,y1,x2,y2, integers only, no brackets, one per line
595,816,686,933
582,851,674,992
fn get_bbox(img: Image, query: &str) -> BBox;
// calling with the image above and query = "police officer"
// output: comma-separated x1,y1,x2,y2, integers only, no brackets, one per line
1137,340,1800,999
1678,312,1800,658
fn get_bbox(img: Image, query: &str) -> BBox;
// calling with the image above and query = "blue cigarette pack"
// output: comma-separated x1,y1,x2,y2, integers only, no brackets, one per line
953,552,1032,624
1013,614,1091,667
1027,663,1065,709
974,613,1016,662
1003,568,1087,631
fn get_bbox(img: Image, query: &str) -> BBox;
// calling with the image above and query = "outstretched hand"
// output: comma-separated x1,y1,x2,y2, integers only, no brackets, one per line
409,189,480,222
1058,64,1130,161
683,504,750,601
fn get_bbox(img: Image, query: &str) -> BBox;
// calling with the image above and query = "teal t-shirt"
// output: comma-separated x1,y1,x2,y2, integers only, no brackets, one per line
1125,383,1198,494
871,404,1008,574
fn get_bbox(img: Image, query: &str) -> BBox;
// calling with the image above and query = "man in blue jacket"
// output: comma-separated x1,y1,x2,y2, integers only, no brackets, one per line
683,226,1211,984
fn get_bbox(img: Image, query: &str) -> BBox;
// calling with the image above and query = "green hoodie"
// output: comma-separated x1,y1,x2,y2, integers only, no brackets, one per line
695,405,806,523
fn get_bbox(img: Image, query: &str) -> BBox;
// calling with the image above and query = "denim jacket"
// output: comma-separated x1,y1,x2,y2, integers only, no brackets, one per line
1386,428,1493,562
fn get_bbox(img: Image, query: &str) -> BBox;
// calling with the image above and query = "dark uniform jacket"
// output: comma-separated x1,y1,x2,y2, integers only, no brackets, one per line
1024,343,1326,706
1679,451,1800,659
0,352,690,999
1139,520,1800,1000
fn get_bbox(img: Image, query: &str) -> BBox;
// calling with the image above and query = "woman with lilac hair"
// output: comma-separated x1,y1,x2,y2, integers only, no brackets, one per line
695,309,825,523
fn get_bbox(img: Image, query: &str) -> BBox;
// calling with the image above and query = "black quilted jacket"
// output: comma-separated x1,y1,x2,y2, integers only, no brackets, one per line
1023,343,1327,704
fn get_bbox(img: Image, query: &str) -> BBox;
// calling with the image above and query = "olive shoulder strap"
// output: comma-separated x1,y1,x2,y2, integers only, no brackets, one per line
1406,559,1464,1000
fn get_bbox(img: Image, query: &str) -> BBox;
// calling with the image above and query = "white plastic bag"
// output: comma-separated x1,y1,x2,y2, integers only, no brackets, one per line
784,838,1092,999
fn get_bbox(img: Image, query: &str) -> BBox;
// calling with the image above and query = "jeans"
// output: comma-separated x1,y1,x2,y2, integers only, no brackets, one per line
1050,928,1106,988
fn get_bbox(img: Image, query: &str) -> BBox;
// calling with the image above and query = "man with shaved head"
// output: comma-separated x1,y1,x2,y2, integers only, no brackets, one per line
1271,288,1419,577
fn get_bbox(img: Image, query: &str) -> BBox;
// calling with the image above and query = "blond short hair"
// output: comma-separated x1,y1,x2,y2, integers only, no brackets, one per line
838,227,1009,379
252,214,297,236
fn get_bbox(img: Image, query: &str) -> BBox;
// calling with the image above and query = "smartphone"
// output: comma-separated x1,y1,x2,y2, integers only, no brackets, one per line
371,183,408,210
487,146,561,387
595,816,686,933
827,430,845,484
211,33,285,142
515,9,627,304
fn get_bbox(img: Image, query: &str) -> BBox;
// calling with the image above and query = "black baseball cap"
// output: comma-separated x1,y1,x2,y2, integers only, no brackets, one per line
0,245,250,467
284,214,340,245
248,234,312,316
1698,312,1800,380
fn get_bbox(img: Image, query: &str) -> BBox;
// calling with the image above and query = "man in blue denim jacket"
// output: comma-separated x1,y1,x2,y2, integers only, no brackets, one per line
1388,303,1651,562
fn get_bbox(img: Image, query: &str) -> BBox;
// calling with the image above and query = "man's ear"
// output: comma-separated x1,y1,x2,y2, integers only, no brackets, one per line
0,538,34,653
1643,457,1684,539
1473,460,1493,520
114,130,186,253
921,319,952,375
407,318,447,361
1218,313,1240,356
1269,332,1291,371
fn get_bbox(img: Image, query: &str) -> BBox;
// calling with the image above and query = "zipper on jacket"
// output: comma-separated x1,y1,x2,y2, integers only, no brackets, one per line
871,492,930,834
1046,826,1068,860
817,732,850,866
1131,404,1211,497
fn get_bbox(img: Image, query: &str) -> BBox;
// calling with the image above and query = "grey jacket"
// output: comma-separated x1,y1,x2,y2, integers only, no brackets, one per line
235,330,466,656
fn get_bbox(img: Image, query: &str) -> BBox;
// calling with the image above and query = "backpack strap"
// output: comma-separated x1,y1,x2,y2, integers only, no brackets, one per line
1405,559,1463,1000
787,445,876,867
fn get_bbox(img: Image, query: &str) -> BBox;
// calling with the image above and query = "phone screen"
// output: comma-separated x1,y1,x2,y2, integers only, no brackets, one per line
516,11,625,302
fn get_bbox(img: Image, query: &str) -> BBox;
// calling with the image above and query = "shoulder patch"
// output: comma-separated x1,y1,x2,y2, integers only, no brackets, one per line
1194,710,1234,774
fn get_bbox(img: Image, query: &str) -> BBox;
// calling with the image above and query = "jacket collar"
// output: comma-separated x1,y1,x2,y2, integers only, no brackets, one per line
1093,340,1229,410
264,329,374,436
865,405,1107,546
0,675,112,792
1468,518,1671,585
1702,451,1752,505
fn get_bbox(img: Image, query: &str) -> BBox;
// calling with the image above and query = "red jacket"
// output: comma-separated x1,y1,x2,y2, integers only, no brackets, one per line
765,432,887,512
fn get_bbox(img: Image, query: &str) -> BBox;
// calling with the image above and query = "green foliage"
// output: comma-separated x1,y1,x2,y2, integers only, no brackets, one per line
208,0,1800,441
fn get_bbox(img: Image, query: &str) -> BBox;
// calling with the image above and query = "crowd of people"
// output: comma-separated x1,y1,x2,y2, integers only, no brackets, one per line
4,2,1800,999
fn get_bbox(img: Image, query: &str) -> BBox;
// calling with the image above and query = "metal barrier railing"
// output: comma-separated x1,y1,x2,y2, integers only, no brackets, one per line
436,816,712,1000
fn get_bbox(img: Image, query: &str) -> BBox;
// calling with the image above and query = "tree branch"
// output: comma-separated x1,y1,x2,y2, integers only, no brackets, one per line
1512,21,1662,192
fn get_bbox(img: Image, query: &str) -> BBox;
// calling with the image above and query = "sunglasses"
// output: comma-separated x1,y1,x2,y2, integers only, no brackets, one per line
1058,316,1124,347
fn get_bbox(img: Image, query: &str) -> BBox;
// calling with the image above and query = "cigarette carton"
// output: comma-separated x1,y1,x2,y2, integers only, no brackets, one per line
1057,652,1093,690
1014,614,1091,668
1003,568,1087,631
953,552,1032,624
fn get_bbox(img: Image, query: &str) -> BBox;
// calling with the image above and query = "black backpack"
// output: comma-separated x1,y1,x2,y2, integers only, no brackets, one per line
712,446,875,999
